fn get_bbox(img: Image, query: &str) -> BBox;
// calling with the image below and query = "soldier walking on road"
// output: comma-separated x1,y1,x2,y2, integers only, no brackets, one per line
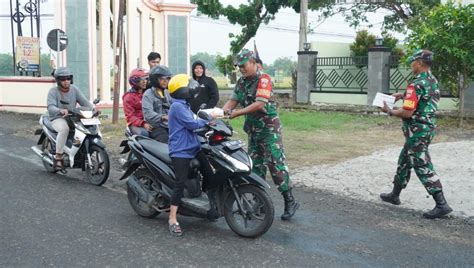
222,49,299,220
380,49,452,219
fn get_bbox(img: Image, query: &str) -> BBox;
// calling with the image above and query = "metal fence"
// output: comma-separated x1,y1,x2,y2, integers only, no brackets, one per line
313,56,368,94
313,56,453,97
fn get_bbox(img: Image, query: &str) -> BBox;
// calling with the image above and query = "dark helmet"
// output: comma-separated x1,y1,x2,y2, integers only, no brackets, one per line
53,66,73,85
149,65,172,88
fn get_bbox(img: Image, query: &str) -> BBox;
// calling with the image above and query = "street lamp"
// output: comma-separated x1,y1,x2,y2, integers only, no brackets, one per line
303,42,311,51
375,37,384,47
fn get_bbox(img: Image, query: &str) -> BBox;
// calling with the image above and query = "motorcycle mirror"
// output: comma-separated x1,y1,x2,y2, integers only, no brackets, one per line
93,98,100,104
60,100,70,105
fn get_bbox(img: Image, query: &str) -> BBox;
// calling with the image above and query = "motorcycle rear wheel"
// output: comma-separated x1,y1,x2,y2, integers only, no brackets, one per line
127,169,161,218
224,184,274,238
41,138,57,173
85,145,110,186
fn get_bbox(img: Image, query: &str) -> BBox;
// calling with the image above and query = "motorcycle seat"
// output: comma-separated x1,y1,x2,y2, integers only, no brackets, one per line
42,116,58,134
137,138,172,164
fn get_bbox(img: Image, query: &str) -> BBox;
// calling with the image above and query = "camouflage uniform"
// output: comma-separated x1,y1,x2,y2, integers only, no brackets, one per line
230,72,290,193
394,71,443,194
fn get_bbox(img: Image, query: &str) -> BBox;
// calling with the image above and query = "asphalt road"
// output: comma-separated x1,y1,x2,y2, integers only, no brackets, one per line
1,112,473,267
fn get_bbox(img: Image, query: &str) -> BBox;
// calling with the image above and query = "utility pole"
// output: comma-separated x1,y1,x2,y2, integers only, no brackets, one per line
112,0,125,124
298,0,308,51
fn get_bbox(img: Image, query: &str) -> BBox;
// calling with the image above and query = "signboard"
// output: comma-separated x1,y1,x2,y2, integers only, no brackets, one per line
15,36,40,72
47,29,68,52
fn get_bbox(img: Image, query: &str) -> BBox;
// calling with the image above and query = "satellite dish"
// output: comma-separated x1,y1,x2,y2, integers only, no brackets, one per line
47,29,68,52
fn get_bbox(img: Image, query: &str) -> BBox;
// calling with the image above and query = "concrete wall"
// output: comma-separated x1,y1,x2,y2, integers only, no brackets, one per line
0,78,54,114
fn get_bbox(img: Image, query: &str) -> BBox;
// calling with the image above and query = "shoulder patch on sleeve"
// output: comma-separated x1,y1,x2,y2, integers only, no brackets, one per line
256,74,272,100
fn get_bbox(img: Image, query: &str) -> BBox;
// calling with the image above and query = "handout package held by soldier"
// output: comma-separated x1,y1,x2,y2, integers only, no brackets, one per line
373,93,395,109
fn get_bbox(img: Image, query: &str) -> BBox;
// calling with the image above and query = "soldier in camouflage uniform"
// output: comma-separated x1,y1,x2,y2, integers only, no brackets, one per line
222,49,299,220
380,49,452,219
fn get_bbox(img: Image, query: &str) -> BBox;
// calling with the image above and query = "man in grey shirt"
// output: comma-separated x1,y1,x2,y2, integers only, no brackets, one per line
47,67,93,170
142,65,172,143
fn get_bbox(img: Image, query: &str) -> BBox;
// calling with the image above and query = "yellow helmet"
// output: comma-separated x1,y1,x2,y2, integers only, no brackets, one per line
168,74,189,94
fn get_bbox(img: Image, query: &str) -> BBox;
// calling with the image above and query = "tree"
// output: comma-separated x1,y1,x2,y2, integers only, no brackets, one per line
191,0,333,54
320,0,441,33
272,57,296,76
406,2,474,126
349,30,404,66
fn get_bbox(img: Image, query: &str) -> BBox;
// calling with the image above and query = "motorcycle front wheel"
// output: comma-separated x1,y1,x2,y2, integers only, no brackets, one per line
127,169,161,218
85,145,110,186
41,138,57,173
224,184,274,238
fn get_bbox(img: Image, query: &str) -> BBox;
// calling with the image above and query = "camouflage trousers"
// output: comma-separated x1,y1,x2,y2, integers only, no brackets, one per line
393,129,443,195
248,130,290,193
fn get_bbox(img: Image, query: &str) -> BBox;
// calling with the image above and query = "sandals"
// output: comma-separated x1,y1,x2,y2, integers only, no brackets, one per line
54,154,66,173
169,222,183,237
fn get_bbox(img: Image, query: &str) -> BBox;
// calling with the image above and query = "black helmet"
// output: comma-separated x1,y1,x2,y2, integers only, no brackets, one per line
53,67,73,85
149,65,172,88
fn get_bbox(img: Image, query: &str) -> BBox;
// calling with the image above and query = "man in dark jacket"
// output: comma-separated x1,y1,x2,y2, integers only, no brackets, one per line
189,60,219,113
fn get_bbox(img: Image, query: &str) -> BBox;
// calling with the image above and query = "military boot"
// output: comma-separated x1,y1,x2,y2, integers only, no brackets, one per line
281,188,299,220
380,183,402,205
423,191,453,219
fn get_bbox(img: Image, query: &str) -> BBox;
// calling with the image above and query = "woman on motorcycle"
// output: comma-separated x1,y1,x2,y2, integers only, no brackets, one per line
46,67,93,170
167,74,214,237
123,68,152,137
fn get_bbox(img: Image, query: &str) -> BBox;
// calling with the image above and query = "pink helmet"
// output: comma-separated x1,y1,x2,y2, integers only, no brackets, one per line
128,68,149,87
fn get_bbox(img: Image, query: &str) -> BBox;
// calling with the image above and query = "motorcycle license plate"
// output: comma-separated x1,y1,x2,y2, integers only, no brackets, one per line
223,140,243,150
80,118,101,125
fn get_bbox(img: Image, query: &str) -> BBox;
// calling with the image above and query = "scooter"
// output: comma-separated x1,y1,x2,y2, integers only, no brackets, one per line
31,99,110,186
119,111,275,238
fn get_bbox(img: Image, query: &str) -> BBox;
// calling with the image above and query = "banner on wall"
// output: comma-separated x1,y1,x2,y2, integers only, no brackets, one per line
15,36,40,72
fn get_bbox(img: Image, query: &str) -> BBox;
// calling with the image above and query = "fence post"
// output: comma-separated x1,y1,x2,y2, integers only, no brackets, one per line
367,47,391,106
465,82,474,116
296,50,318,104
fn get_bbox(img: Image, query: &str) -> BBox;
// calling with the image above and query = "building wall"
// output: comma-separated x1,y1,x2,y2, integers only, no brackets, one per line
66,0,93,99
0,78,54,114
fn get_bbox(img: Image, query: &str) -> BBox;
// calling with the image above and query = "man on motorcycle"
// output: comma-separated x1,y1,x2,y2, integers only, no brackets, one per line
142,65,172,143
166,74,215,236
46,67,93,170
123,68,152,137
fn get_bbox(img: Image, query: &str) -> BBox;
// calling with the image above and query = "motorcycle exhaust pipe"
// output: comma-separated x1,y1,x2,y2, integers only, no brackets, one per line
127,175,154,206
31,145,54,166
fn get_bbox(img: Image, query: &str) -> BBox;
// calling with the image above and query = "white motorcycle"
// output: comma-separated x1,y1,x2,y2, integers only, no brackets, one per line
31,99,110,186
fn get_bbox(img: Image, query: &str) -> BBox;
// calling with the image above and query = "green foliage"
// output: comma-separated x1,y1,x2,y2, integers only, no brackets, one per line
349,30,404,66
406,2,474,96
321,0,441,33
349,30,376,57
0,53,53,77
192,0,332,55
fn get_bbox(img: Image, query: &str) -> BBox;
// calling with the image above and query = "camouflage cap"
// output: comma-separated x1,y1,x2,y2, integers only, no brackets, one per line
234,49,255,66
408,49,433,63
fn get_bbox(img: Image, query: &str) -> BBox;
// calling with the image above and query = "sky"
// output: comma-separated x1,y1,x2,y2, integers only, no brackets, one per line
189,2,401,63
0,0,404,64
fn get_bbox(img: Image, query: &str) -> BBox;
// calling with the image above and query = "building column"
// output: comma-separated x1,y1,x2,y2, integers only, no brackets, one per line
99,0,112,103
296,51,317,104
464,82,474,116
367,47,391,106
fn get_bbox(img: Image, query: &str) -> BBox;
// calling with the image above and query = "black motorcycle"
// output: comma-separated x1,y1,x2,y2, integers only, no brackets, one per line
119,111,274,238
